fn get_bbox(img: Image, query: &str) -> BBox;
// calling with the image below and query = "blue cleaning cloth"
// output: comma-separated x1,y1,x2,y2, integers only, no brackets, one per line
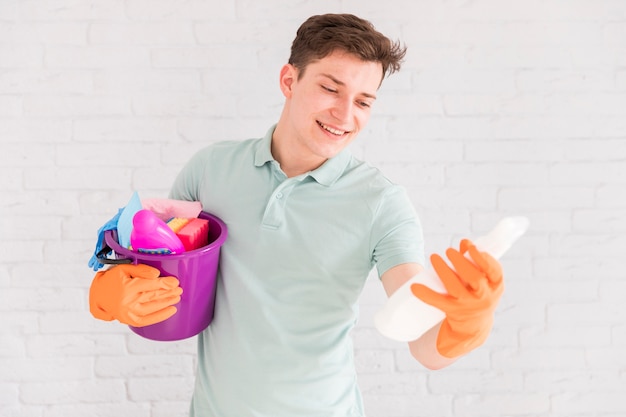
117,191,142,250
88,208,123,271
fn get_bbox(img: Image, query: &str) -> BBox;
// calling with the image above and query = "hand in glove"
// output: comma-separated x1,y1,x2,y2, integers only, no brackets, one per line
411,239,503,358
89,264,182,327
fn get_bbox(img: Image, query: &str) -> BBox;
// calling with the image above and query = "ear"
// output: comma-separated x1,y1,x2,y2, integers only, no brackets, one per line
279,64,297,98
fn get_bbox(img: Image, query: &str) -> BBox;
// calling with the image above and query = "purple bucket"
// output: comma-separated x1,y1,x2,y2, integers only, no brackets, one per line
103,212,227,341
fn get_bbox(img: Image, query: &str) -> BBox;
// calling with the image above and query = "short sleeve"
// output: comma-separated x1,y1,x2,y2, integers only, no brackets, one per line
168,147,210,202
370,185,425,277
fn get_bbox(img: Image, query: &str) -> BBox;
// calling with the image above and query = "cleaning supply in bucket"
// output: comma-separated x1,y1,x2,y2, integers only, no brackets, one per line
374,216,530,342
117,192,143,250
130,209,185,254
169,217,210,251
88,208,123,271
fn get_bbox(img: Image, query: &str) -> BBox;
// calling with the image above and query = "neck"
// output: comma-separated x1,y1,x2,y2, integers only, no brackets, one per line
271,121,326,178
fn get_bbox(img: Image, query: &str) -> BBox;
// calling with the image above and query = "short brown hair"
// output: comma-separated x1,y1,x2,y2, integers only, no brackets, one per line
288,14,407,82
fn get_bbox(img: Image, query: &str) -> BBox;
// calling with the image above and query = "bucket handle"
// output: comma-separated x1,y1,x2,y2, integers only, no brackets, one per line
96,230,134,265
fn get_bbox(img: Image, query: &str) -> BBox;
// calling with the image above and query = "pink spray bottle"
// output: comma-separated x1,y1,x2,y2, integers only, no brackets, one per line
130,209,185,254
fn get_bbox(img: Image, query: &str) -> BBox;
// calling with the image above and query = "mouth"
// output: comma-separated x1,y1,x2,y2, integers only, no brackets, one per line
317,121,350,137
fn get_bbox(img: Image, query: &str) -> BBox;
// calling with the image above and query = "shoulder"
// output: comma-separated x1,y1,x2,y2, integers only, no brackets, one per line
342,155,401,193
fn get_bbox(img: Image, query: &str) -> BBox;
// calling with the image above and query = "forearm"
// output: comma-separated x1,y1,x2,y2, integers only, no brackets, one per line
408,321,458,370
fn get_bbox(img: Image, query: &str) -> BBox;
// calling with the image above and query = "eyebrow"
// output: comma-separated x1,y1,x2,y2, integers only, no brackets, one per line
320,73,378,100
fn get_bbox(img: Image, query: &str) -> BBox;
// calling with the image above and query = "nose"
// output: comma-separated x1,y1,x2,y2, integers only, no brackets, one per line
330,96,353,123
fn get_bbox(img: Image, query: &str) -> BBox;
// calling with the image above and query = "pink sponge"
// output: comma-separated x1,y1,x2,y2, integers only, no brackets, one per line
175,218,210,251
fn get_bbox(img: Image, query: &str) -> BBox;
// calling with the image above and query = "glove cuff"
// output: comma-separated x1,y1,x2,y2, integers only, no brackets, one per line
436,315,494,358
89,272,116,322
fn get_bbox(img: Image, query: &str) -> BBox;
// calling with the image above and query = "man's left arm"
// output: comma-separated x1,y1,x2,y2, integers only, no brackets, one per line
381,263,458,370
380,240,504,369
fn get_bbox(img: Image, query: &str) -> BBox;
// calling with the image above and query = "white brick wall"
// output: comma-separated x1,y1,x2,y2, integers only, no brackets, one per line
1,0,624,416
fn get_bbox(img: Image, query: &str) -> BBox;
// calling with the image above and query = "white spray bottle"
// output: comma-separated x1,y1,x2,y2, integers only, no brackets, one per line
374,216,530,342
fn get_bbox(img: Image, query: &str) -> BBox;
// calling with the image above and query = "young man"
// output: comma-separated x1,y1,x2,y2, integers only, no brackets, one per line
89,14,504,417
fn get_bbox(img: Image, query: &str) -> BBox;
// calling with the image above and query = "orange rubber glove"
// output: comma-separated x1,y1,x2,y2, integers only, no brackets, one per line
89,264,183,327
411,239,504,358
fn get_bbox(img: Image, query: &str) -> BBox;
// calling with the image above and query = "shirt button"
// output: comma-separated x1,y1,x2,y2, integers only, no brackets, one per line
275,192,283,199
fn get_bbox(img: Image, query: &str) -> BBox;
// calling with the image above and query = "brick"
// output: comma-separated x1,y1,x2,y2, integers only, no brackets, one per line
26,334,125,357
55,143,159,167
0,215,62,240
446,163,549,186
565,138,626,161
552,391,626,414
550,162,626,185
132,93,236,117
414,69,516,94
498,187,595,210
42,238,101,265
195,20,295,45
127,376,193,402
0,287,83,312
0,357,92,382
505,279,599,305
2,22,88,45
46,46,150,69
125,0,235,20
151,401,191,417
89,22,195,45
1,190,81,216
0,168,23,191
44,403,150,417
0,144,55,167
0,95,22,116
516,69,615,92
73,118,177,143
0,240,44,263
0,45,43,68
614,325,626,346
525,370,626,393
20,380,126,405
520,325,611,348
151,46,259,69
24,167,132,190
18,0,125,20
93,69,202,93
0,70,93,94
0,334,26,358
39,311,128,335
95,354,193,378
453,393,550,416
0,118,72,142
132,166,180,191
465,139,563,162
23,95,131,117
363,393,452,417
492,347,586,370
596,185,626,208
0,383,19,406
547,302,626,325
573,209,626,232
429,370,523,394
0,405,44,417
587,347,626,369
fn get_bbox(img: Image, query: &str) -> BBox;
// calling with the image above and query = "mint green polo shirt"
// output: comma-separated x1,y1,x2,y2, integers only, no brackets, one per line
169,126,424,417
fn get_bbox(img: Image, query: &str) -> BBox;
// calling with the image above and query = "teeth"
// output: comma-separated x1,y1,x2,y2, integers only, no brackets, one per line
318,121,346,136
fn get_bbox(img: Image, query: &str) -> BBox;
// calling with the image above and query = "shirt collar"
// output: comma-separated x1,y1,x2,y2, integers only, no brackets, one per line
254,125,352,187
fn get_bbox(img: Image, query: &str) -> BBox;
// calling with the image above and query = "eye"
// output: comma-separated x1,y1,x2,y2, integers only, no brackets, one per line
321,85,337,93
357,100,372,108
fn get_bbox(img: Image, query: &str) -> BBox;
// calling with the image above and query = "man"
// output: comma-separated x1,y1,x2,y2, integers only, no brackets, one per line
89,14,503,417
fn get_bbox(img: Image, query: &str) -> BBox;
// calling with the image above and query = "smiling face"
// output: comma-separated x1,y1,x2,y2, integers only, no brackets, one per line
272,50,383,177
